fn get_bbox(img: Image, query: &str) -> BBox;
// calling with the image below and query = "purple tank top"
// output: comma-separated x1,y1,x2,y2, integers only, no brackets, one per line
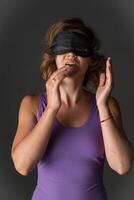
31,92,108,200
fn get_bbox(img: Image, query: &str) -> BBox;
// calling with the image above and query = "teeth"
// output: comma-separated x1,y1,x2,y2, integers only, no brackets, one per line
65,63,76,65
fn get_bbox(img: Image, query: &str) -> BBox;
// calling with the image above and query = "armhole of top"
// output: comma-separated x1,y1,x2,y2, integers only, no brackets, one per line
36,92,47,122
36,93,43,121
43,92,47,106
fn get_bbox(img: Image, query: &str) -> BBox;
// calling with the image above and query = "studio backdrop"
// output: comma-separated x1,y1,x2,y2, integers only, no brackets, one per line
0,0,134,200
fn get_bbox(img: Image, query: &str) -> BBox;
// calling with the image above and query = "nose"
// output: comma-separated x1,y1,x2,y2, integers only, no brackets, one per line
66,52,77,57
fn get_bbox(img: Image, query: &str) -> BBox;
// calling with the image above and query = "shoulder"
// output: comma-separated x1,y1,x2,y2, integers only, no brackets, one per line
20,93,40,118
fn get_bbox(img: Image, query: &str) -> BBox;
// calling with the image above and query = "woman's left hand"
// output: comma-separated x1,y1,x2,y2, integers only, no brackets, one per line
96,57,114,106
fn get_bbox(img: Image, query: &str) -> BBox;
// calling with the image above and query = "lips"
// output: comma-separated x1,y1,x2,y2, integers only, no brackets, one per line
65,61,78,67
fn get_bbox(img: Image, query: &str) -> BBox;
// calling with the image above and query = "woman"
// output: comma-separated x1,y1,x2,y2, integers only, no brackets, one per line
11,17,134,200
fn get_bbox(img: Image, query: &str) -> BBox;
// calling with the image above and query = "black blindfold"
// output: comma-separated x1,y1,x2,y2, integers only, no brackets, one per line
46,31,93,57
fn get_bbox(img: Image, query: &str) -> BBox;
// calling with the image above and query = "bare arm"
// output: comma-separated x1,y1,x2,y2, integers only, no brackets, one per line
11,95,58,176
97,96,134,175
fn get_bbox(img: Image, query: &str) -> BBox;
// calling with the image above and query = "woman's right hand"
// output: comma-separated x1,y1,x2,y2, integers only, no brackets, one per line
45,65,75,112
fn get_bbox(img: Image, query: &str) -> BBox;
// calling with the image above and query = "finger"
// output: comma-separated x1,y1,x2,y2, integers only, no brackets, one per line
55,69,71,80
106,57,113,75
99,73,106,87
48,66,67,82
53,72,69,86
105,58,113,86
50,68,71,85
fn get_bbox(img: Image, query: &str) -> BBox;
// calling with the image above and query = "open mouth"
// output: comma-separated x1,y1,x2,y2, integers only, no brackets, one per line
64,63,79,73
65,63,78,67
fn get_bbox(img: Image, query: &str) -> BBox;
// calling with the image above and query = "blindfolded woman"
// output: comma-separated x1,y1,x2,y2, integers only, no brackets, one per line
11,17,134,200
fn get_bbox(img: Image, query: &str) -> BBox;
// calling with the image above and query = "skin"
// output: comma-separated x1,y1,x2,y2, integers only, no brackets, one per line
55,51,92,107
95,56,134,174
11,51,134,175
56,52,134,174
96,57,114,106
55,52,112,107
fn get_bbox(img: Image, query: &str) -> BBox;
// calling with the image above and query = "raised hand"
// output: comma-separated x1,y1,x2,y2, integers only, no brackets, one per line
96,57,114,106
46,65,77,111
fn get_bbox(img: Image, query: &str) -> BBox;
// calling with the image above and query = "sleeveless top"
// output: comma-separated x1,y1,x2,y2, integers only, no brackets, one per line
31,92,108,200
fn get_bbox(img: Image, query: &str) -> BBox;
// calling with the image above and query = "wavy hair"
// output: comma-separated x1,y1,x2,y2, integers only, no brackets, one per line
40,17,106,93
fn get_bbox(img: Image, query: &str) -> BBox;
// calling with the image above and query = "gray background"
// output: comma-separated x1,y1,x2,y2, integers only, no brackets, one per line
0,0,134,199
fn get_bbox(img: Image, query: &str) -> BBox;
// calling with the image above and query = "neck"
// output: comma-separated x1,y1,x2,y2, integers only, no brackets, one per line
59,80,85,108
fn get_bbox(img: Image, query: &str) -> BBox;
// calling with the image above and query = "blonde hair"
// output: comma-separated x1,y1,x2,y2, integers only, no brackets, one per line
40,17,106,93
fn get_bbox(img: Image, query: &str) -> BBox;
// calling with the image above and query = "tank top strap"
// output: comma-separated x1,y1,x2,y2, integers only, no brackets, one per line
36,92,47,122
91,93,97,110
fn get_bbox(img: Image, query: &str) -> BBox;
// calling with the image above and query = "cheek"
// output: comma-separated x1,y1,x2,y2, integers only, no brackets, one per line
81,59,90,68
55,57,60,67
80,59,91,74
84,58,92,69
55,56,63,67
79,57,90,65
